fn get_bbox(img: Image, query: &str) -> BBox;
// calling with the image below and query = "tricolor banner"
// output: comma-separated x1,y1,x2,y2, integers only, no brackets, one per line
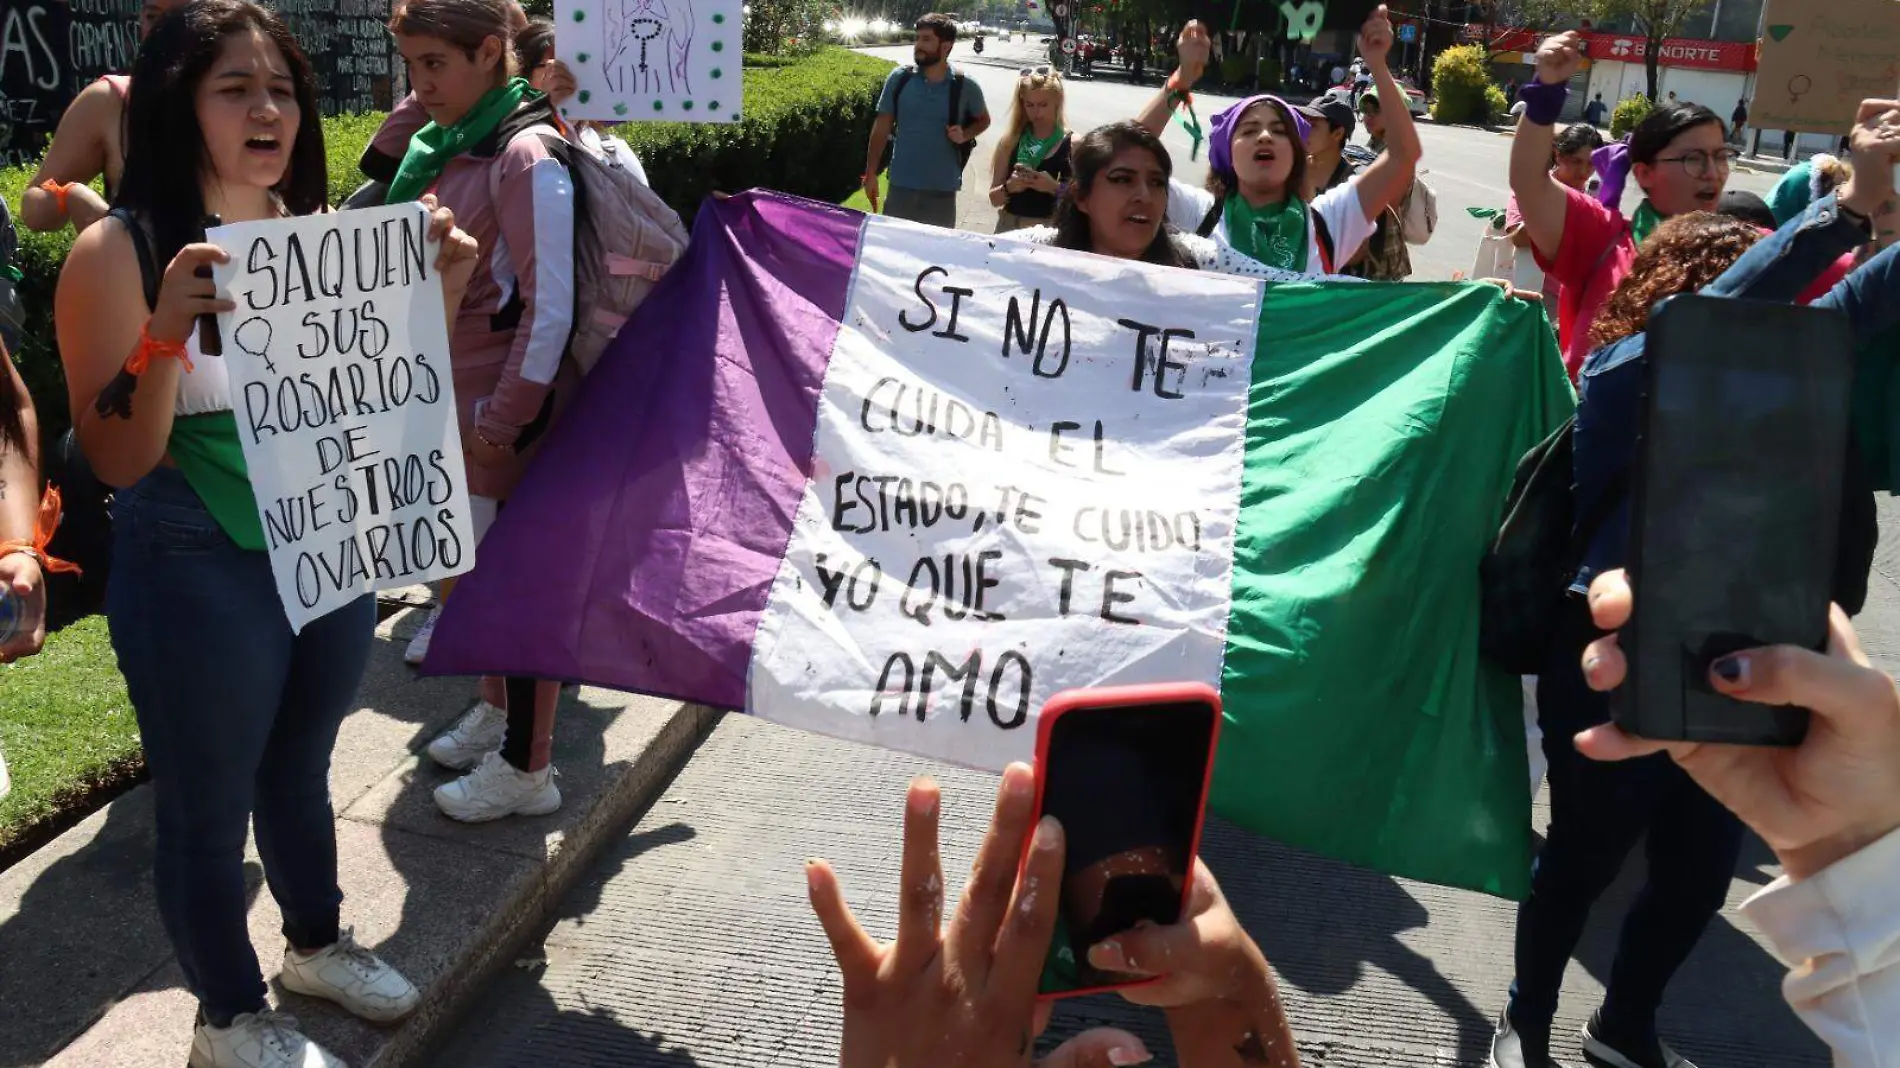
427,191,1575,898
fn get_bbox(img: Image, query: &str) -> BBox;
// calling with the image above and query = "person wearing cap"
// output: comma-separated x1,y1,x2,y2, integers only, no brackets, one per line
1134,5,1420,282
1359,90,1388,155
1298,90,1359,197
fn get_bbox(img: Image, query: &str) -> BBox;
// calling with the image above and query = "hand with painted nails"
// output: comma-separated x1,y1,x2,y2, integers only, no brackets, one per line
1085,861,1300,1067
806,763,1153,1068
1577,569,1900,879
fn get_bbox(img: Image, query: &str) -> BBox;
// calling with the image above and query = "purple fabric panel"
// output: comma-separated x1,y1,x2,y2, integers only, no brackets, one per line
422,191,863,710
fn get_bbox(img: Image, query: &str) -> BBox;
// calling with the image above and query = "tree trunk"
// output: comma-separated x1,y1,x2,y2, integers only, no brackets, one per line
1645,34,1661,101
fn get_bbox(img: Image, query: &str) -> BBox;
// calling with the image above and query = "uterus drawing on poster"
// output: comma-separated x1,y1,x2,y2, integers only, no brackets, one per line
555,0,742,124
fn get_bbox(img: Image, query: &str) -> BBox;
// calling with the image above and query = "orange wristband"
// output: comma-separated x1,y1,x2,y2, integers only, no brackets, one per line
126,322,193,375
37,179,70,215
0,486,81,576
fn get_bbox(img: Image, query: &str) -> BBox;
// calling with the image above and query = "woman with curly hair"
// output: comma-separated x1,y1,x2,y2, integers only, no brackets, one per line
1489,103,1900,1068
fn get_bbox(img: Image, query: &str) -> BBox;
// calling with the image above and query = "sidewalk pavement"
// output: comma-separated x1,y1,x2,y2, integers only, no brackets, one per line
427,509,1900,1068
0,592,717,1068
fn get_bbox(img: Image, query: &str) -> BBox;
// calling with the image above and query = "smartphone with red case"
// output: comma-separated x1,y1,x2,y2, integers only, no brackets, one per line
1027,683,1222,1000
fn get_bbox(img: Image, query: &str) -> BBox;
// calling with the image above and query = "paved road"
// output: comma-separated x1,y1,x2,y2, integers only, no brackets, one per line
857,38,1788,282
423,48,1856,1067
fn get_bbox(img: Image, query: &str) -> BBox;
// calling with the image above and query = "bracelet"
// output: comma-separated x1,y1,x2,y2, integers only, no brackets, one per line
37,179,70,215
1517,81,1568,127
126,321,193,375
0,486,80,577
474,426,512,450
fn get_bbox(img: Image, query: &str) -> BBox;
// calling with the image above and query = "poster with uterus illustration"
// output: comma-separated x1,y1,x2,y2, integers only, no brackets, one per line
554,0,743,124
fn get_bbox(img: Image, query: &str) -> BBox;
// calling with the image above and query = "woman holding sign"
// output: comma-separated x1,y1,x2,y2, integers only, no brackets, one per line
52,5,478,1066
386,0,582,822
1133,7,1421,281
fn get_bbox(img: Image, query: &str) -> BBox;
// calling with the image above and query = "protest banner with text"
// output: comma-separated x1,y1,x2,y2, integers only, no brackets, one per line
210,204,474,633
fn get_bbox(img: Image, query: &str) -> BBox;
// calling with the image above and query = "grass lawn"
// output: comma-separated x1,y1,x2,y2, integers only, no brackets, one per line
0,616,140,857
841,171,890,214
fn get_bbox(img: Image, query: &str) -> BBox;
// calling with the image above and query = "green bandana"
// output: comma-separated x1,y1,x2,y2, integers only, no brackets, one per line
1630,199,1666,248
386,78,537,205
1223,193,1309,273
1015,126,1065,167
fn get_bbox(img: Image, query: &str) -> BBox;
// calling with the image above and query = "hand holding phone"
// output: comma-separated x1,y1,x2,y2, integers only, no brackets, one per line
805,766,1153,1068
1030,683,1221,998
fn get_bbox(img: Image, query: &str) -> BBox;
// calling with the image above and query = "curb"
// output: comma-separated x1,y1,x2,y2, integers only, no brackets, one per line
366,700,722,1068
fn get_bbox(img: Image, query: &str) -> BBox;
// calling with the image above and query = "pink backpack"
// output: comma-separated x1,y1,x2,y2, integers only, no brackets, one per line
491,126,689,374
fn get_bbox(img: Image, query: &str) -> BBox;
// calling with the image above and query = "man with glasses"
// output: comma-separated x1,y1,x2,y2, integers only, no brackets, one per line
1506,32,1739,382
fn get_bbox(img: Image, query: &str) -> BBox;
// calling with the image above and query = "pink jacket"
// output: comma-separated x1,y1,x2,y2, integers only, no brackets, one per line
367,95,579,500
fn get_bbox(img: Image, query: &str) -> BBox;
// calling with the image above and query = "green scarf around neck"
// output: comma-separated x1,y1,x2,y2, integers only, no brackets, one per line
386,78,536,204
1630,199,1666,248
1015,125,1065,167
1223,193,1309,273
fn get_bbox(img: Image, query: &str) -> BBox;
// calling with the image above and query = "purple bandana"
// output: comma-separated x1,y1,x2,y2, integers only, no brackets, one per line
1209,95,1312,184
1593,140,1632,209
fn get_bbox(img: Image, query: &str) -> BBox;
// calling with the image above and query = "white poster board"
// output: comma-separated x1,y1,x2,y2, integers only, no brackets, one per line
210,204,475,632
554,0,744,124
746,218,1262,771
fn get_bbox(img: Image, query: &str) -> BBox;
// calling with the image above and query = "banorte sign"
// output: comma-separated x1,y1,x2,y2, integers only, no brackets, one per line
1587,32,1756,73
1471,26,1757,74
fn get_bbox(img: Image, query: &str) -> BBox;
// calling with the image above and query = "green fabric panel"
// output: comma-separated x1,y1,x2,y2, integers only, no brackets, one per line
1217,281,1576,899
169,411,264,551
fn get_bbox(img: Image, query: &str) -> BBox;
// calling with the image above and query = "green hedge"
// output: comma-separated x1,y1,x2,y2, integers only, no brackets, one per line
2,46,892,448
1611,94,1653,140
1429,44,1493,126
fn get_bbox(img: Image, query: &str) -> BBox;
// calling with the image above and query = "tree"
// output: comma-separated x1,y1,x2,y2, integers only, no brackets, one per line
1476,0,1586,60
1593,0,1706,101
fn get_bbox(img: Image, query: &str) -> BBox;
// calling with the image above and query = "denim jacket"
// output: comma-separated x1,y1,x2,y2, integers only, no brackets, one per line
1572,193,1900,594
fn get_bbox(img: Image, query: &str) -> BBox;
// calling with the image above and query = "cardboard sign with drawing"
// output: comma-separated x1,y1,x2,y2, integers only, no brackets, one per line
1752,0,1900,135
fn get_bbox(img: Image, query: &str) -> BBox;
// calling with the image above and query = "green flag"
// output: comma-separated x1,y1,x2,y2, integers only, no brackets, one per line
1217,282,1576,899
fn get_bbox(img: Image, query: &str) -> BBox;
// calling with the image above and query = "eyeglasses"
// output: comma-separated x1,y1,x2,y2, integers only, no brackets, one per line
1019,65,1053,78
1653,148,1741,178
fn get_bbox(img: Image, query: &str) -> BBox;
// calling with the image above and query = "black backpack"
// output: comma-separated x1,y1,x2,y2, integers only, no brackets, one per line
1477,415,1627,674
888,66,978,168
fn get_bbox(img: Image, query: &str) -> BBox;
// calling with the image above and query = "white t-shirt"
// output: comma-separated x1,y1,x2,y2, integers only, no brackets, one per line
1164,178,1376,281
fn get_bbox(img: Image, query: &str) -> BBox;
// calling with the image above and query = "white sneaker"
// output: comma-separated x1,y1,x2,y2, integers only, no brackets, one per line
425,701,507,771
279,927,420,1023
433,752,561,823
402,606,442,666
189,1011,344,1068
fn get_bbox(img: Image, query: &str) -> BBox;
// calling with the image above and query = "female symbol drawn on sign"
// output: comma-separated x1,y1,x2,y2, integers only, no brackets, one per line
233,317,275,374
1785,73,1811,104
605,0,696,96
1061,37,1076,54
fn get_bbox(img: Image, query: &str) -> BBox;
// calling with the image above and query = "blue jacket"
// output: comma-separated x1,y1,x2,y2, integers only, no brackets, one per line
1572,192,1900,598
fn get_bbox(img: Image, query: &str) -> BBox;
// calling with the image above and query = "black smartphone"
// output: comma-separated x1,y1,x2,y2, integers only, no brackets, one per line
197,214,223,356
1617,294,1856,746
1029,683,1221,998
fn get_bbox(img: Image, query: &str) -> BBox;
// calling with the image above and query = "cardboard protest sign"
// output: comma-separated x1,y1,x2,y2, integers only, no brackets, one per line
210,204,474,632
554,0,744,124
1753,0,1900,135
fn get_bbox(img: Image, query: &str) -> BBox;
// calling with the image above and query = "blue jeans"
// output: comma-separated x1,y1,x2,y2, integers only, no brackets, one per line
108,467,374,1025
1508,597,1745,1041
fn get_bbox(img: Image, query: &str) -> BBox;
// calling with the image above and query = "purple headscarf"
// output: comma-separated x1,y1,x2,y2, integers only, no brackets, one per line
1209,94,1313,184
1593,140,1632,208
